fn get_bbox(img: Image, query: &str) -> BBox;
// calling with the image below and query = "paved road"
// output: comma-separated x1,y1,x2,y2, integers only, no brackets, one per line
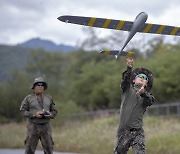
0,149,76,154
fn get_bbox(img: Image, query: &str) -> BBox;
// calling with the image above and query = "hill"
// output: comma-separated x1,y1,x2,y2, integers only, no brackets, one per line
18,37,78,52
0,39,78,82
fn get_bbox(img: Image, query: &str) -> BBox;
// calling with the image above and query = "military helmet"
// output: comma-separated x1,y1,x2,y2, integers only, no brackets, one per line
31,77,48,90
131,67,153,91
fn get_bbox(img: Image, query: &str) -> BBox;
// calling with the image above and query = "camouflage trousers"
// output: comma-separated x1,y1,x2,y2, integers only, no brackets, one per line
24,122,54,154
114,128,145,154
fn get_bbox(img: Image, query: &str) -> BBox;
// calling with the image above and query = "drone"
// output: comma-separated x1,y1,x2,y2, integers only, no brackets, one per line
58,12,180,58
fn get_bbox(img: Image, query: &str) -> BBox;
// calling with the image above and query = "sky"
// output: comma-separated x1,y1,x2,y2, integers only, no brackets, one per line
1,0,180,46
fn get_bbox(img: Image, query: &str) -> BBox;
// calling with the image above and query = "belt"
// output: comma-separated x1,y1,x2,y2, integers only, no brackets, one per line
30,121,48,125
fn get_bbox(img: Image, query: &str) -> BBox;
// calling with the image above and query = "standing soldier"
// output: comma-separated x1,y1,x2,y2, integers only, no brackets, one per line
20,77,58,154
114,59,155,154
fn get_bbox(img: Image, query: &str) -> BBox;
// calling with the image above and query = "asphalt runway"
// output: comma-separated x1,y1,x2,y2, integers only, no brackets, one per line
0,149,76,154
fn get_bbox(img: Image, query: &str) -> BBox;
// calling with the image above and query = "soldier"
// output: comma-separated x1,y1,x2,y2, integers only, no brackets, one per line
114,59,155,154
20,77,58,154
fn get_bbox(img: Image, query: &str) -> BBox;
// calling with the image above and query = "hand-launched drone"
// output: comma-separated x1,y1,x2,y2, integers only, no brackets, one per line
58,12,180,58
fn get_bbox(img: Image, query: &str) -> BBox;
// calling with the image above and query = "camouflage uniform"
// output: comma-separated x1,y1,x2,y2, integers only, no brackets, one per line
20,77,58,154
114,67,154,154
25,122,54,154
114,128,145,154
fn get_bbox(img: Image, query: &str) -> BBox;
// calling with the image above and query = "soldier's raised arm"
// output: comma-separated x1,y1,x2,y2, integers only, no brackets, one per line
121,58,134,92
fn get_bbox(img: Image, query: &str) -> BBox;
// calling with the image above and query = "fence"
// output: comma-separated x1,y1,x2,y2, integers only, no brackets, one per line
81,102,180,119
145,102,180,117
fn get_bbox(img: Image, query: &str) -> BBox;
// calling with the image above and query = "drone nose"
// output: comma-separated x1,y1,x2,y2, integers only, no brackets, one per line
57,16,64,21
57,16,70,23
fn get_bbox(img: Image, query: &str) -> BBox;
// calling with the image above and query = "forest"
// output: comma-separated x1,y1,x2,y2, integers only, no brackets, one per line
0,35,180,123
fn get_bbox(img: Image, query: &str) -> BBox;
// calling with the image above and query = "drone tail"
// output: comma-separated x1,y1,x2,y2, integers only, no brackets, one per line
100,50,134,58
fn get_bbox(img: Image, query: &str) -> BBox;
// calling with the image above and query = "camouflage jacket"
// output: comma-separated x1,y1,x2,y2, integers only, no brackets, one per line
118,66,155,131
20,93,58,124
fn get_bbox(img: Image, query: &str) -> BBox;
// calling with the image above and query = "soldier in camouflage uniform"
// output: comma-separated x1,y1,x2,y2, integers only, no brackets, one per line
20,77,58,154
114,59,155,154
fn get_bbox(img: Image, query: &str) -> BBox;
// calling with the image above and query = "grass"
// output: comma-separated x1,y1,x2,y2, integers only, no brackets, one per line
0,116,180,154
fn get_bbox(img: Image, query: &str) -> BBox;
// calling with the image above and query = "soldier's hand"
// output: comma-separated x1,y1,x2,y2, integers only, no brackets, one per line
137,82,147,94
137,86,145,94
35,111,43,118
127,58,134,68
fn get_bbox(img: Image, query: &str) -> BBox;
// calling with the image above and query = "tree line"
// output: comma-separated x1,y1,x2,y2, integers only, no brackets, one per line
0,39,180,123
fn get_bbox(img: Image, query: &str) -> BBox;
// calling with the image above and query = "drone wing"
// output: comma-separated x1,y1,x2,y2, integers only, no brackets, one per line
58,15,133,31
137,23,180,36
100,50,134,57
58,15,180,36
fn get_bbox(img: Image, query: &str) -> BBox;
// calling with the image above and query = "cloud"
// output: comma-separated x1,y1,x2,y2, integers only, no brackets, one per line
1,0,180,45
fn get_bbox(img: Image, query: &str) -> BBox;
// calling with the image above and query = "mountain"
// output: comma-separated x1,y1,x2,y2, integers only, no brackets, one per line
18,38,78,52
0,38,78,82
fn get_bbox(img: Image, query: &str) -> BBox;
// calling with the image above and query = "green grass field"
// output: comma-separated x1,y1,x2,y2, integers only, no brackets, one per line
0,116,180,154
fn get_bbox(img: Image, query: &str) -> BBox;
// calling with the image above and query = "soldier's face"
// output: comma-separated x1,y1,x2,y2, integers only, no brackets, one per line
34,82,45,94
133,77,148,86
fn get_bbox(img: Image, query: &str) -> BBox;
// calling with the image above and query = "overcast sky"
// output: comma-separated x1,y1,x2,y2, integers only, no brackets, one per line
1,0,180,46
